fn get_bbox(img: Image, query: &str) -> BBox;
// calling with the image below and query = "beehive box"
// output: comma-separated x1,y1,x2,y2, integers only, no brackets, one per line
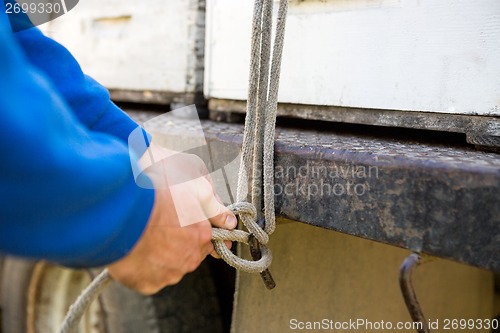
205,0,500,144
43,0,205,105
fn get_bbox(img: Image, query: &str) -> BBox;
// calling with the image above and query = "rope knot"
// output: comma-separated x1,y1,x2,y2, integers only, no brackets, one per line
211,201,272,273
230,202,269,245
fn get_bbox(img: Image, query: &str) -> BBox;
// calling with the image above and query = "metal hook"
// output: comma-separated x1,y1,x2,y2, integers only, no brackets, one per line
399,253,431,333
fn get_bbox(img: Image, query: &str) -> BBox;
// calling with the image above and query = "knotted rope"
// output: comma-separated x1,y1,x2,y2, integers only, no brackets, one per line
211,0,288,273
59,1,288,332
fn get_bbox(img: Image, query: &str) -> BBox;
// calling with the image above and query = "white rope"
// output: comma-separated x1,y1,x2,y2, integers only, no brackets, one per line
58,269,112,333
211,0,288,271
58,2,288,332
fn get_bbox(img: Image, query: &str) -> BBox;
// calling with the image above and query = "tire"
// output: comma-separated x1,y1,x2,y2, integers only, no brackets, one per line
0,257,223,333
0,255,4,333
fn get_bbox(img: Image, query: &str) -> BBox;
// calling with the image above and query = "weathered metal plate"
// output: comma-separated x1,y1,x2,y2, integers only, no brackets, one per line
129,111,500,272
209,99,500,149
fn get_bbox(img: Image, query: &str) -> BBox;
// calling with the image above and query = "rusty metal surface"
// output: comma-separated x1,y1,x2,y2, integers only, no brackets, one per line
129,111,500,272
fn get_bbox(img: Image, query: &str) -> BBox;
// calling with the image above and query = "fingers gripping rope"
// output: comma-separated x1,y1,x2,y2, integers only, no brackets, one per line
59,202,273,333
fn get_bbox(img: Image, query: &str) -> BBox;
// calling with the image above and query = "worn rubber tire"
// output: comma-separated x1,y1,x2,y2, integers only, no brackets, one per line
0,257,223,333
0,255,3,333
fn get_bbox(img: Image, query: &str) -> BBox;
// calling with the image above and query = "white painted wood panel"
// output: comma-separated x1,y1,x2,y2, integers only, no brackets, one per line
44,0,204,94
205,0,500,115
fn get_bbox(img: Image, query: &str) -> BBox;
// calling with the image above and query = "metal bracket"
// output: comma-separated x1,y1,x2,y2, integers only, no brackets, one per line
249,218,276,290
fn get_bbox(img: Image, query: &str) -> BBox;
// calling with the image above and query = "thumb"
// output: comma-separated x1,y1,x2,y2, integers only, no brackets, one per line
199,185,237,230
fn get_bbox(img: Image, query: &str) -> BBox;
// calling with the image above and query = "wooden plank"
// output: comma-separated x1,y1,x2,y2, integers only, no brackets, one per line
110,89,203,106
209,98,500,148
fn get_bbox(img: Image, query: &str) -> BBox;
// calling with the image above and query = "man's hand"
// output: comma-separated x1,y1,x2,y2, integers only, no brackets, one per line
108,144,236,295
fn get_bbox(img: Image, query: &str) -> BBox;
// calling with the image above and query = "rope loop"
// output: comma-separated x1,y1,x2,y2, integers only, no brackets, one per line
211,202,272,273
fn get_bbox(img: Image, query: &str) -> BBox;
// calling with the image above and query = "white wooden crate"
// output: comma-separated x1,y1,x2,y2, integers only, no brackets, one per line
43,0,205,104
205,0,500,116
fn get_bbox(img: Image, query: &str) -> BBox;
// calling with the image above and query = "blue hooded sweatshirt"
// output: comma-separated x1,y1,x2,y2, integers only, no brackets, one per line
0,3,154,267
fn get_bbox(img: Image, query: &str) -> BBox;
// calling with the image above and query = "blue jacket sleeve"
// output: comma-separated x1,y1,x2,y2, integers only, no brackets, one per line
13,25,139,146
0,11,154,268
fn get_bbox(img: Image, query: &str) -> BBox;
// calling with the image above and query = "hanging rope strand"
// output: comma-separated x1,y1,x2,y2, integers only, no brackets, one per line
236,0,264,204
211,0,288,273
263,0,288,234
251,0,273,216
59,269,112,333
